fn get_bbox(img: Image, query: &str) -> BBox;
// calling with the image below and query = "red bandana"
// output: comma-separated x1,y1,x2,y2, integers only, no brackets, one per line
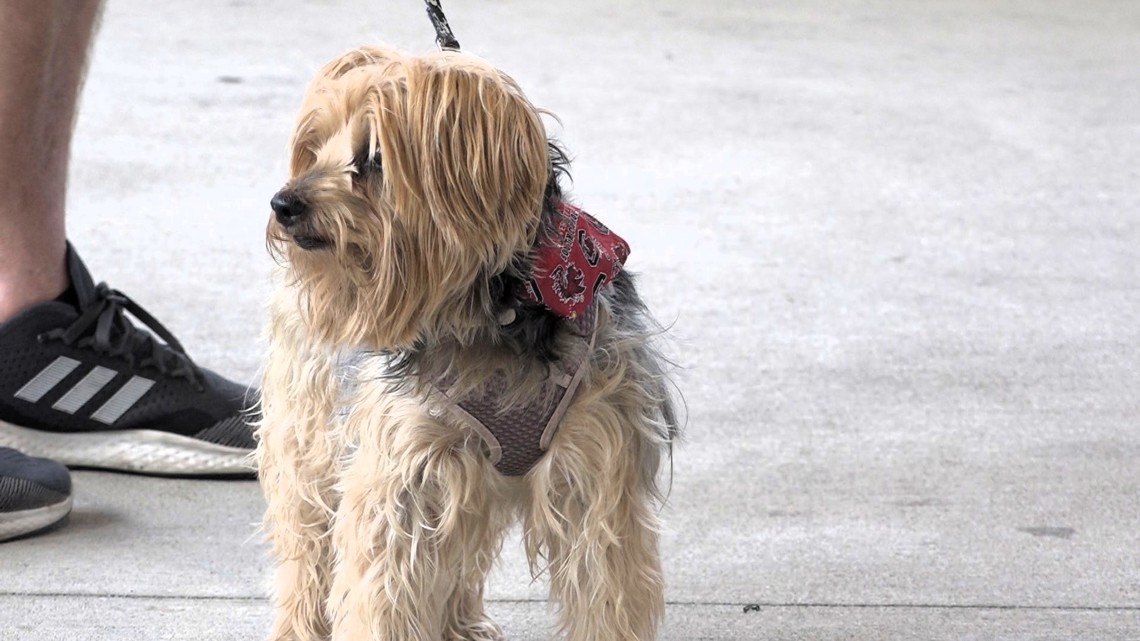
519,202,630,319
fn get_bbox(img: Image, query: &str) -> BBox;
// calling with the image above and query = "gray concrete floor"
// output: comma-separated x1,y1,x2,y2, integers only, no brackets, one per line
2,0,1139,639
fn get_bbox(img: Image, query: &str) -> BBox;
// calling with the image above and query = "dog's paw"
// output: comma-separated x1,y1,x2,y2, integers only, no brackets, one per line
448,618,505,641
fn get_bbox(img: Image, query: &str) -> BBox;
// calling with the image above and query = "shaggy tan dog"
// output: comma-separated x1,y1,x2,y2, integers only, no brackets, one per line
257,45,678,641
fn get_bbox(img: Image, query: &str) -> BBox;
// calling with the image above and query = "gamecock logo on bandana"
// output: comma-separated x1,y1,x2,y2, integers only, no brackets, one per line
550,264,586,308
578,229,600,266
519,202,631,318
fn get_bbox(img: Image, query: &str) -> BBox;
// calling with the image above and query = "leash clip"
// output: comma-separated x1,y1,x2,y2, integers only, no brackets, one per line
424,0,461,51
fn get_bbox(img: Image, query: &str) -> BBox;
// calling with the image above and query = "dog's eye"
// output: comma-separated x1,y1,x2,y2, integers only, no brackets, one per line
353,149,383,175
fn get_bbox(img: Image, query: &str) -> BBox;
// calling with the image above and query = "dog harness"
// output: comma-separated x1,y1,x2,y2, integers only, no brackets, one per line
438,203,630,476
439,305,596,476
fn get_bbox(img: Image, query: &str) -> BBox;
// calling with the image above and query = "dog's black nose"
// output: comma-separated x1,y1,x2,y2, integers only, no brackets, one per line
271,191,306,228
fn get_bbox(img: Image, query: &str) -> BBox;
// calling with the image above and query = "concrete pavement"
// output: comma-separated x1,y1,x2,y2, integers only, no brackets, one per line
2,0,1139,639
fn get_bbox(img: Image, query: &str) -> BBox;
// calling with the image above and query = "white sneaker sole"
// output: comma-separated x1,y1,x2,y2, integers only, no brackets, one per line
0,495,73,542
0,420,254,476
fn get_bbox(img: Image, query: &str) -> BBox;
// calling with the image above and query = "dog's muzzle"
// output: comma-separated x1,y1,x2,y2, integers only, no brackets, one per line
271,190,329,250
271,191,306,228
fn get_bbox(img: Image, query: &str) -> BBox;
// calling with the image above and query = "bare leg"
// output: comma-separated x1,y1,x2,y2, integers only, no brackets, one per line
0,0,102,321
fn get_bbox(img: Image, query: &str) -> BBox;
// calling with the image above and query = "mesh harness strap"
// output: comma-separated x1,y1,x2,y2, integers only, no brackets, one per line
435,303,598,476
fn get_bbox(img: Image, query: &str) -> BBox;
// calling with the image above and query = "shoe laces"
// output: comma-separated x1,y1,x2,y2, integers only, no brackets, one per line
39,283,203,390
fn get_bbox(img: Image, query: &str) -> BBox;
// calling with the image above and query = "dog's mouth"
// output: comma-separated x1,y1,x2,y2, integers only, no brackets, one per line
292,234,330,250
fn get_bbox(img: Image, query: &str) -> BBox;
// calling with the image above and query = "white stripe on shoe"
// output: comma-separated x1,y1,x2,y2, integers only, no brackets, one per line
11,359,156,426
90,376,155,425
52,366,117,414
13,357,81,403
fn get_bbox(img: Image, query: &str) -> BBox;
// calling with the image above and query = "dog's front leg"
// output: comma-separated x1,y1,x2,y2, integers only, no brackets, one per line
525,399,666,641
258,296,343,641
327,395,504,641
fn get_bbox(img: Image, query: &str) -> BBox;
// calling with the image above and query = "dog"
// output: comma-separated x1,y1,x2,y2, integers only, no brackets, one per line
257,45,678,641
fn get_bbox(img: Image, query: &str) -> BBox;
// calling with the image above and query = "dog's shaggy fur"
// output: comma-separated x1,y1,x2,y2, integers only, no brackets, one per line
257,45,678,641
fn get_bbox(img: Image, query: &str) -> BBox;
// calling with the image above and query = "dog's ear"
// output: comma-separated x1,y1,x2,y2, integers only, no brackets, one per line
397,56,549,270
289,47,405,178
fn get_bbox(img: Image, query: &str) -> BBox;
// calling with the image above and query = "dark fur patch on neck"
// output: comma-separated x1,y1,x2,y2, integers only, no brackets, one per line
492,139,574,363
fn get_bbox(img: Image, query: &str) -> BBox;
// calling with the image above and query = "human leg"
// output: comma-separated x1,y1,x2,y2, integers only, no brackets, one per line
0,1,257,477
0,0,102,322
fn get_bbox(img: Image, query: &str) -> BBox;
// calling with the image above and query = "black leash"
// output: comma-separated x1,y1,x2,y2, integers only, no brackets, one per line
424,0,460,51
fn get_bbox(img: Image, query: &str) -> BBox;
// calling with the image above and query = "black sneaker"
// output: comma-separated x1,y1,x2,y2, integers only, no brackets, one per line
0,447,72,542
0,243,256,476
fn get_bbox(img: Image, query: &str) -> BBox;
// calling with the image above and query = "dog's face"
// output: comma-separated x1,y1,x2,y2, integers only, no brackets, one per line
268,46,549,349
